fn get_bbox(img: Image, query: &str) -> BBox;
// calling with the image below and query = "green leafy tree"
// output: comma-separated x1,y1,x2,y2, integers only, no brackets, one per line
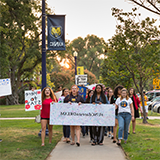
101,8,160,123
65,35,107,78
0,0,53,104
101,62,133,89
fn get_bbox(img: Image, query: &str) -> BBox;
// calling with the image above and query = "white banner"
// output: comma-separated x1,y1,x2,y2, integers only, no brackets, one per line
50,103,115,126
75,75,87,86
25,89,42,111
0,78,12,96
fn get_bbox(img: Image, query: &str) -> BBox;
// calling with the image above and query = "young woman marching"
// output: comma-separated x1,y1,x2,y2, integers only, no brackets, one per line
128,88,141,134
115,88,134,145
41,87,57,146
85,90,94,142
90,84,109,146
64,85,84,147
106,88,115,139
113,85,123,143
58,88,70,143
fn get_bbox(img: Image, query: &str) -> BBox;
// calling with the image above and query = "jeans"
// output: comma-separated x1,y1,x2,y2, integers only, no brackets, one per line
81,126,86,136
118,112,131,141
63,125,70,138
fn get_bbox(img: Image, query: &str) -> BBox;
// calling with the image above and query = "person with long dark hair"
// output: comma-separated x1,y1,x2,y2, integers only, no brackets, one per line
58,88,70,143
128,88,141,134
64,85,84,147
112,85,123,143
85,90,94,142
90,84,109,146
106,88,115,139
41,87,57,146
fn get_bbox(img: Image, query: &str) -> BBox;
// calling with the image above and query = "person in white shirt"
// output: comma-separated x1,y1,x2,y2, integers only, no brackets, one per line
115,88,134,145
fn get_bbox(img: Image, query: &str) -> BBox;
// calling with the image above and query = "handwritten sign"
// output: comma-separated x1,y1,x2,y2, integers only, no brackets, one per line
25,90,42,111
0,78,12,96
50,103,115,126
78,86,86,101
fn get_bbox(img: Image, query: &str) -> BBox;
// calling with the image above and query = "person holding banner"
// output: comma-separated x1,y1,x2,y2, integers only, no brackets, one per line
41,87,57,146
64,85,84,147
115,88,134,145
58,88,70,143
90,84,109,146
85,90,94,142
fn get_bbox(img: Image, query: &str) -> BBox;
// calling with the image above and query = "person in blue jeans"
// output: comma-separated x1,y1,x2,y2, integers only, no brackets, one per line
115,88,134,145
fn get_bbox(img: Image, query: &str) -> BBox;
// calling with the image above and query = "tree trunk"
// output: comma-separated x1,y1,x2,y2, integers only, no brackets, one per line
6,92,19,105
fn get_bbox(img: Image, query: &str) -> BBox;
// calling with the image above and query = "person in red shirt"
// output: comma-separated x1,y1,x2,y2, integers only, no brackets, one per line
41,87,57,146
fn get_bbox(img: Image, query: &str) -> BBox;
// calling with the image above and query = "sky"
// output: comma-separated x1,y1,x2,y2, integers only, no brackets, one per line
47,0,159,42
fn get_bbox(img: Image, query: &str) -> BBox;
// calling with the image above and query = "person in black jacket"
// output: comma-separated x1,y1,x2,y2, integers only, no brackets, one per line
85,90,94,142
106,88,115,139
90,84,109,146
64,85,84,147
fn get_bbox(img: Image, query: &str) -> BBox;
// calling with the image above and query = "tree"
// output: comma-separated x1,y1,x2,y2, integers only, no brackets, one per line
101,8,160,123
65,35,107,78
101,62,133,89
128,0,160,15
0,0,55,104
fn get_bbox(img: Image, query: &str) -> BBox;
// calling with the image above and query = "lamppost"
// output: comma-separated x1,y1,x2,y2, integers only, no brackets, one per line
73,51,78,76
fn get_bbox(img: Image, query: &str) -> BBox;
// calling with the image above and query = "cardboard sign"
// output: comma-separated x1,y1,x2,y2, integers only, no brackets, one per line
50,103,115,126
0,78,12,96
25,90,42,111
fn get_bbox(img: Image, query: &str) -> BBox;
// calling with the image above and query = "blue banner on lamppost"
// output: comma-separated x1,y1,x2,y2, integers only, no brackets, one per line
47,15,66,50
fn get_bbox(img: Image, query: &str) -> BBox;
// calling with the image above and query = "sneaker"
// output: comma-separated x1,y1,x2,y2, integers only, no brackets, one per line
104,133,107,136
108,134,111,137
111,135,114,139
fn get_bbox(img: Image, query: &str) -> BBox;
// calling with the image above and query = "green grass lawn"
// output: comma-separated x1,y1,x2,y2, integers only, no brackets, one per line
0,105,39,118
122,119,160,160
148,110,160,117
0,120,63,160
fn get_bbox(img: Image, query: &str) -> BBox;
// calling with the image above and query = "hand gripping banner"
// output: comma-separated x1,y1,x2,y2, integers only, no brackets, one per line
47,15,65,50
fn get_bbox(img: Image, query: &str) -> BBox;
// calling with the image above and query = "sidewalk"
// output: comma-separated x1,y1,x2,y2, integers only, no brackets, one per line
47,135,126,160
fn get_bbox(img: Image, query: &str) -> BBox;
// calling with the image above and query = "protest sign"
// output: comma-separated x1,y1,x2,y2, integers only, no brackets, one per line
75,75,87,86
55,91,62,100
25,89,42,111
0,78,12,96
78,86,86,101
50,103,115,126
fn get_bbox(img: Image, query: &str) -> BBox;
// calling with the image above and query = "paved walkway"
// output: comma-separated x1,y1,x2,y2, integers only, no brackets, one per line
47,135,126,160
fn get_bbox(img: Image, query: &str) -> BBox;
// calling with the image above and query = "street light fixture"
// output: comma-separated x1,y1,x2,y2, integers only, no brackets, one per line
73,51,78,76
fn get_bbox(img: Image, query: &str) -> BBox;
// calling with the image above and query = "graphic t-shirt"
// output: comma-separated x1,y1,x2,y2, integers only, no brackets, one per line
115,97,133,114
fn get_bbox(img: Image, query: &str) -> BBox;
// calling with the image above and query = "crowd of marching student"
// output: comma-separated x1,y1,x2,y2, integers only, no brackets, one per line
40,84,148,147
